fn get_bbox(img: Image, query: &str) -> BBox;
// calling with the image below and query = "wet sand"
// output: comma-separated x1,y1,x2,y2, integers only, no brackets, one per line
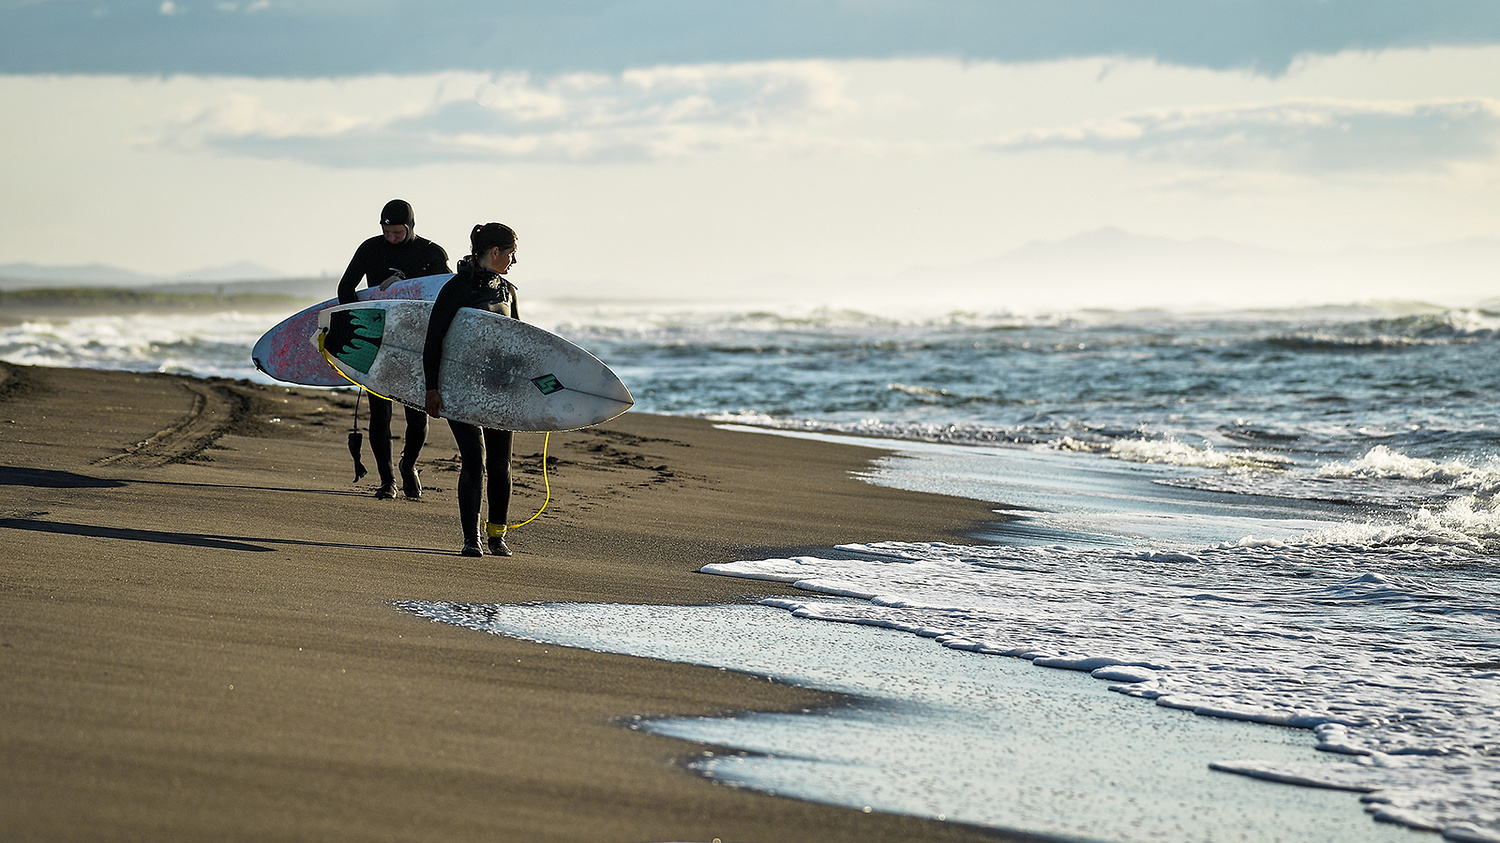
0,362,1032,842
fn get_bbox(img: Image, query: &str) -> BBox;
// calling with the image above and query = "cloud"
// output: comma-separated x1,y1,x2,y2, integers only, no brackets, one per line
988,98,1500,175
5,1,1500,78
146,65,1500,177
158,64,857,166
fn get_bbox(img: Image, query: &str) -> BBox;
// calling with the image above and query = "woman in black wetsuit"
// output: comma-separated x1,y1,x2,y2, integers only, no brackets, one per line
423,223,521,558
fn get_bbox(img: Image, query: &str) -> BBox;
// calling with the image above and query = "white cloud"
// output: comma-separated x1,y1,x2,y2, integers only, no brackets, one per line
163,91,371,143
214,1,271,13
162,63,858,166
154,57,1500,180
989,98,1500,175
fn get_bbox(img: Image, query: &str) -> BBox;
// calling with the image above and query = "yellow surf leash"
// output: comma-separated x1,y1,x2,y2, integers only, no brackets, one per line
489,431,552,537
321,328,553,534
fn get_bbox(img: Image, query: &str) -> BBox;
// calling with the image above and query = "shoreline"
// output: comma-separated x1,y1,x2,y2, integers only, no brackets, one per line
0,363,1023,842
0,289,312,327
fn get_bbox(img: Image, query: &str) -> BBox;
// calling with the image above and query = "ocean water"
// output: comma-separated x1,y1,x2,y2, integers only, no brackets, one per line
6,296,1500,841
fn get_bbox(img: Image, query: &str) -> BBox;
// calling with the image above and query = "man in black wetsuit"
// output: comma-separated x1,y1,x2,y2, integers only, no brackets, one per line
337,199,451,499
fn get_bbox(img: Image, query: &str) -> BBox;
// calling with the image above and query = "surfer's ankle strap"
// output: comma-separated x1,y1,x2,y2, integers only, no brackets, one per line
484,521,507,538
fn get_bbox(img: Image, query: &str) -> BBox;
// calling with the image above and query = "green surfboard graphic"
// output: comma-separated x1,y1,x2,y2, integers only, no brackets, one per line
325,308,385,374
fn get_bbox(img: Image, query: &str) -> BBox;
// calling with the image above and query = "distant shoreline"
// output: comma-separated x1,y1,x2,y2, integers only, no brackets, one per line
0,287,316,324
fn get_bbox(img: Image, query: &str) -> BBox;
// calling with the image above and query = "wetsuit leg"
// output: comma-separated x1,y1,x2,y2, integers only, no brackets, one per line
368,393,394,484
400,405,429,466
483,428,513,527
449,419,485,544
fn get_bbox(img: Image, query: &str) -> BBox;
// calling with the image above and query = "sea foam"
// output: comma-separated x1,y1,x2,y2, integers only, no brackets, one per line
702,539,1500,839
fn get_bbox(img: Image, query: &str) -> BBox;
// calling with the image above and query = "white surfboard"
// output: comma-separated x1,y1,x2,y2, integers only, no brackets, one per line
315,299,633,431
251,274,450,386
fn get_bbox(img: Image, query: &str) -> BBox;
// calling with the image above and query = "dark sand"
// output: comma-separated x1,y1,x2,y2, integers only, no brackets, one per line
0,362,1032,842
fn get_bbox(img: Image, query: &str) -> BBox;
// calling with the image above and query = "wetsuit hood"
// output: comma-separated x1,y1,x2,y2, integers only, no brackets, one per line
380,199,417,242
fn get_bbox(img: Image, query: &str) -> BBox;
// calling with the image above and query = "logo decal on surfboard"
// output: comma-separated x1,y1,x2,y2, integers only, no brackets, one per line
324,309,385,374
531,374,564,395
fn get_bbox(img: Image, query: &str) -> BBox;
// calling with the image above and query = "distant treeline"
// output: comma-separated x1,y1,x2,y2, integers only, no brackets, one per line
0,287,311,310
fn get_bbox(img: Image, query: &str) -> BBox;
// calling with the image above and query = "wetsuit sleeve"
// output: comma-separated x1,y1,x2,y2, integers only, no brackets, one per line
428,243,452,275
337,240,373,304
424,283,463,391
509,283,520,320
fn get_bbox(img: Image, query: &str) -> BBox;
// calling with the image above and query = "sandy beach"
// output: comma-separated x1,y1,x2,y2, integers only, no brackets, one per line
0,361,1027,842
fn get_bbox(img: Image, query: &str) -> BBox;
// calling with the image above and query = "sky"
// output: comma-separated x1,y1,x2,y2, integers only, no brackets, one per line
2,1,1500,311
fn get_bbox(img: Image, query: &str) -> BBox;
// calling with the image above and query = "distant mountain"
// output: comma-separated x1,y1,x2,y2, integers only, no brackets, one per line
880,228,1500,312
171,261,287,283
148,278,323,299
996,227,1293,270
0,262,159,288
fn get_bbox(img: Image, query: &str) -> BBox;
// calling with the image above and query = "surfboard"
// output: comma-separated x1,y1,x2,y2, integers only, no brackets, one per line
315,299,633,432
251,274,450,386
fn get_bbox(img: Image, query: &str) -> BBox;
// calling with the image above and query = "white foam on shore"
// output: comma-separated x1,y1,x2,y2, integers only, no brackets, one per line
715,425,1346,548
1317,445,1500,494
701,541,1500,840
0,311,280,381
399,600,1423,843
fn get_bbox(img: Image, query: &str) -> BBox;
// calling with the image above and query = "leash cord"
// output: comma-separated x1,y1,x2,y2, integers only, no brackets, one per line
501,431,551,532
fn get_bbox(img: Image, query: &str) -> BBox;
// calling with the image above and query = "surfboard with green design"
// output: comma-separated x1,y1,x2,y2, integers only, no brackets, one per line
322,307,386,374
314,299,632,432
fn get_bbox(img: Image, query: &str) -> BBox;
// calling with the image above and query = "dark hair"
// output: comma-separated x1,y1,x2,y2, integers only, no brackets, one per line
380,199,414,227
470,222,516,257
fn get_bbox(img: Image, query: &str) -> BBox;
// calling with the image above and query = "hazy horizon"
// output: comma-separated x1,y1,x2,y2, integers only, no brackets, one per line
7,224,1500,314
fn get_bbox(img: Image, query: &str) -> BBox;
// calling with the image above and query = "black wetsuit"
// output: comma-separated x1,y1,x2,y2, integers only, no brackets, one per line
424,258,518,543
336,233,450,304
337,231,451,491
